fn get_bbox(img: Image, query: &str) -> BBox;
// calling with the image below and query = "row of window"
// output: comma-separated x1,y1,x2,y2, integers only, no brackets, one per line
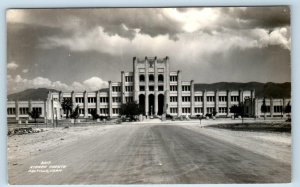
139,86,164,91
125,76,133,82
7,107,42,115
139,74,164,82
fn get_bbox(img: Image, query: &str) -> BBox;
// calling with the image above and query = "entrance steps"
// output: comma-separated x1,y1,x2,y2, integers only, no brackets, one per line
140,117,162,123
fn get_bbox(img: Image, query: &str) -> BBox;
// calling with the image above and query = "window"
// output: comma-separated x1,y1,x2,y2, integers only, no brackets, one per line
158,86,164,91
149,74,154,82
113,108,120,114
182,107,191,113
76,97,84,103
140,86,145,91
79,108,84,114
274,106,283,113
149,86,154,91
207,107,215,114
207,96,215,102
113,97,121,103
195,107,203,113
182,85,190,91
182,96,190,102
139,75,145,82
219,107,227,113
112,86,121,92
125,86,133,92
195,96,202,102
170,85,177,92
170,96,177,102
125,76,133,82
19,107,29,115
170,108,178,113
7,108,16,115
170,76,178,82
100,108,108,114
263,106,271,113
125,97,133,103
88,108,96,114
88,97,96,103
219,96,227,102
158,74,164,82
32,107,42,114
231,96,239,102
100,97,108,103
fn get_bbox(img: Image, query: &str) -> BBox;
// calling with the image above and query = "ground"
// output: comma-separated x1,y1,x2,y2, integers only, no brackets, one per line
7,119,291,184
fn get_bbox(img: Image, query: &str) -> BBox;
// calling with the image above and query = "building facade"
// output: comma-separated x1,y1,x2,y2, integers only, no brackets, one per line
7,56,291,121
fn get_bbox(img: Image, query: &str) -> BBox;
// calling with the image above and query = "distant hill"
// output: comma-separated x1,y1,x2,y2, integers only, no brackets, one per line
7,87,110,101
7,88,58,101
194,82,291,98
7,82,291,101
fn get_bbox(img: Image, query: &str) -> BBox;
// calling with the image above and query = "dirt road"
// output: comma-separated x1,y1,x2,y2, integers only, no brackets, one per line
8,124,290,184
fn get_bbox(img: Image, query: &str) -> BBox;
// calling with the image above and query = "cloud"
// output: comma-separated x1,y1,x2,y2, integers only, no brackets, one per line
39,24,291,63
22,69,29,73
7,75,109,94
7,61,19,70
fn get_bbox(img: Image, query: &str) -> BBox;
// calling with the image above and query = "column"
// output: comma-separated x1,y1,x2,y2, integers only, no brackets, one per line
145,57,149,115
215,90,219,116
226,90,231,117
239,89,244,103
133,57,139,102
44,100,47,124
203,90,207,115
59,91,63,103
96,90,100,114
84,91,88,118
154,57,158,116
270,97,274,117
108,81,113,117
190,80,195,116
121,71,126,104
283,98,286,116
165,56,170,114
71,91,75,110
28,100,32,120
15,100,19,120
177,70,182,117
250,89,255,117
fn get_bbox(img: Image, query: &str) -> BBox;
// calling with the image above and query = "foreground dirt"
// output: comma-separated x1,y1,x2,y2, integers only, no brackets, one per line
8,123,291,184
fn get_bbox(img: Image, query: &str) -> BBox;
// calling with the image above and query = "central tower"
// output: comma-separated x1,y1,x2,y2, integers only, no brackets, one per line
133,56,170,116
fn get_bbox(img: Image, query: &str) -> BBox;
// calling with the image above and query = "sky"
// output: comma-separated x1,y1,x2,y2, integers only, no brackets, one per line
6,7,291,94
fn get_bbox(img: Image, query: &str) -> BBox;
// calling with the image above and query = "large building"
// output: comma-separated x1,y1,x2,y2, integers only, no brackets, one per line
7,56,291,122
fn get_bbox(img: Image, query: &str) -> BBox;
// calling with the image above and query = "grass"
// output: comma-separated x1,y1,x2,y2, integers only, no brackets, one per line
207,122,291,133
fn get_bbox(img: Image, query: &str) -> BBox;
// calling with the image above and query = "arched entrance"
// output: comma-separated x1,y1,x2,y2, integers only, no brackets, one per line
158,94,164,115
148,94,155,116
139,94,145,115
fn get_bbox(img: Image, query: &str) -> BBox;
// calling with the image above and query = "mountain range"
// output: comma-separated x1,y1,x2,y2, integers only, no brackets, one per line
7,82,291,101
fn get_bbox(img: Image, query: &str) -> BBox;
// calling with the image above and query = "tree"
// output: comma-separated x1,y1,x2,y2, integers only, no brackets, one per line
120,102,142,121
285,101,291,121
261,97,267,120
230,105,239,119
70,105,80,125
28,109,41,126
90,109,100,120
61,98,73,118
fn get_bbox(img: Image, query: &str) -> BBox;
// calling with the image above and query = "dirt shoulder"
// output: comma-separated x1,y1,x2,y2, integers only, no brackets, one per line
180,123,291,164
7,124,120,163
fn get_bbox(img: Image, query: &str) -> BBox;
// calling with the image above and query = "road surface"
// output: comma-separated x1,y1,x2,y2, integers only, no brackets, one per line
8,124,291,184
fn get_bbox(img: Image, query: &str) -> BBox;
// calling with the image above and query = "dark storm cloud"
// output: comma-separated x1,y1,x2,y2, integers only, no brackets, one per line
8,9,183,40
221,6,290,29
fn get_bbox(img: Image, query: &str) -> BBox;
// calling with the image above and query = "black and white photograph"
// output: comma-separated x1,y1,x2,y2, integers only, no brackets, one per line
6,7,291,184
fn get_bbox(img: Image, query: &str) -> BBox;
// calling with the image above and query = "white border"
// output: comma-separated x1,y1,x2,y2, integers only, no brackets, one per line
0,1,299,187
